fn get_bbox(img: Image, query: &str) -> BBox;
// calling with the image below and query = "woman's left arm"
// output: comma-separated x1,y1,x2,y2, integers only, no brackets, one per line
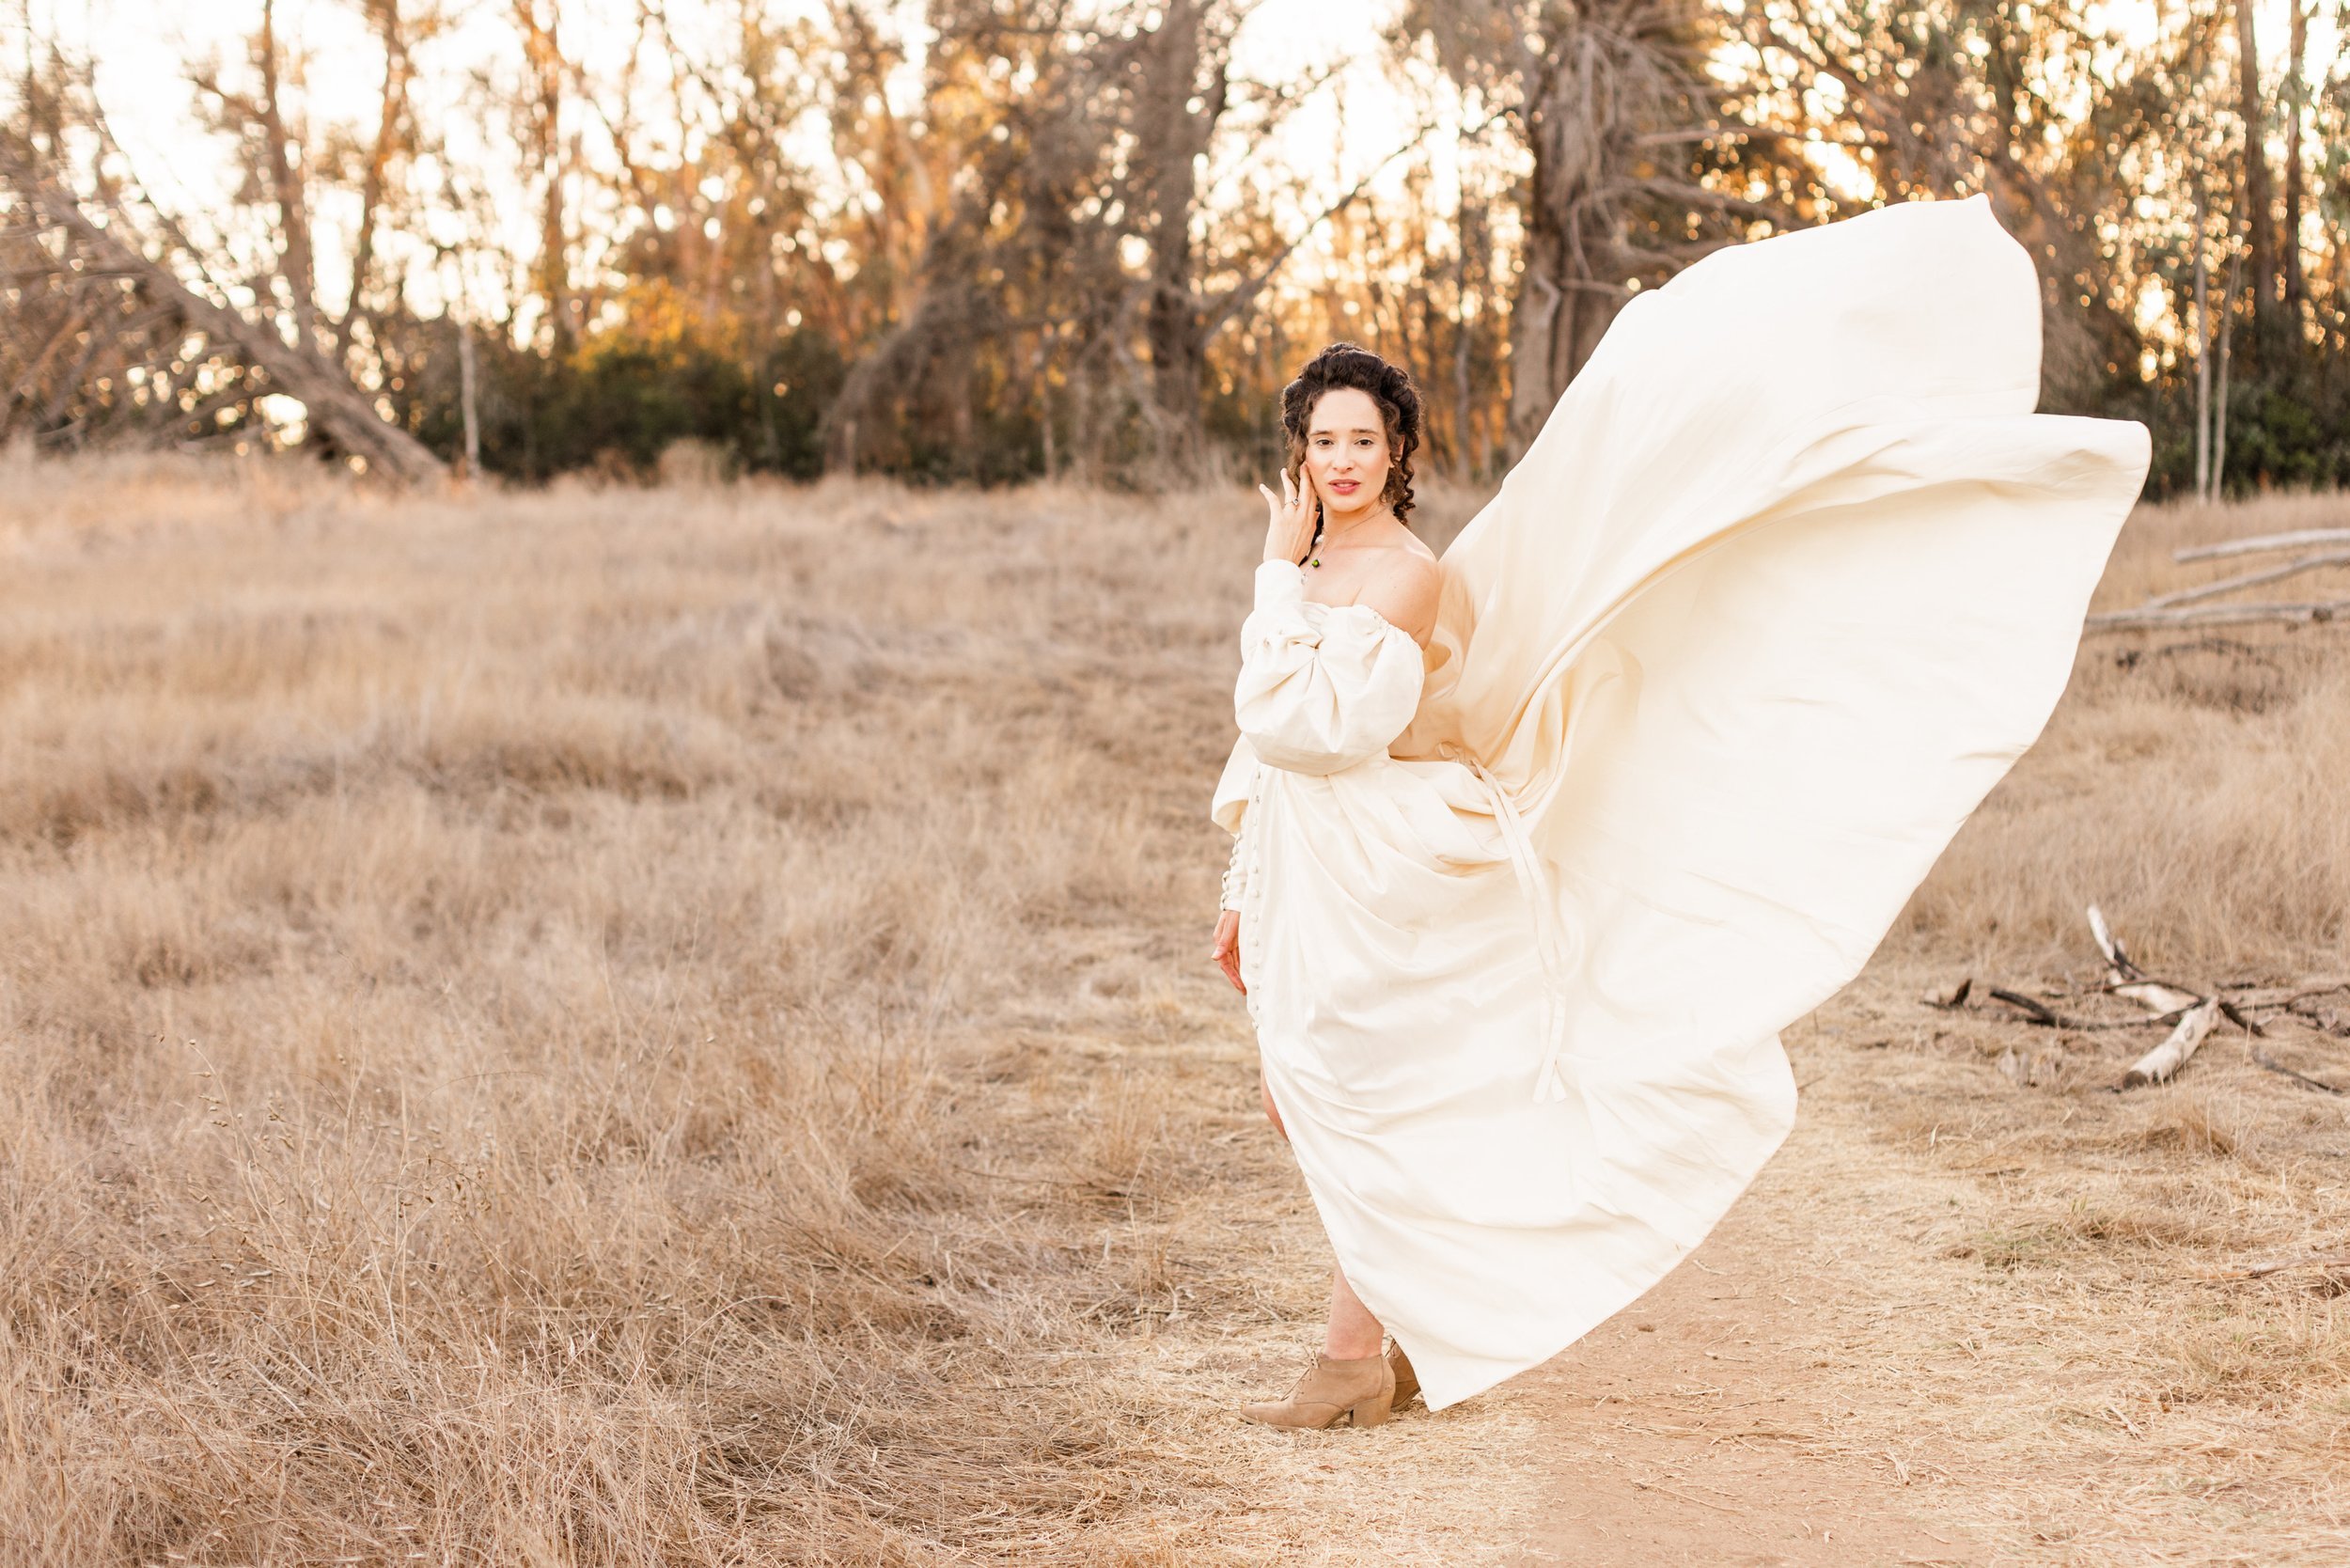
1234,560,1427,776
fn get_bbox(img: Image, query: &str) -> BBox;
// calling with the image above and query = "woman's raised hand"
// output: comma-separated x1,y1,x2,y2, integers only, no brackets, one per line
1258,468,1319,567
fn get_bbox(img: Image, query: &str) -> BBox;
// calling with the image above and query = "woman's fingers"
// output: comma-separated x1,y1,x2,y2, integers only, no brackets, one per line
1210,918,1245,993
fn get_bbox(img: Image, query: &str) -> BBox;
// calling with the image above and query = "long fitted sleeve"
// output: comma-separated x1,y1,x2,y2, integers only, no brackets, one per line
1219,827,1249,912
1233,560,1426,776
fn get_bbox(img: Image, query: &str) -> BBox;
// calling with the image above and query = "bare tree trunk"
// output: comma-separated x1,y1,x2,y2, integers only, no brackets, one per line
458,318,481,478
515,0,573,349
2282,0,2308,306
1451,291,1474,478
1138,0,1223,465
2234,0,2275,328
2213,252,2238,497
336,0,413,358
255,0,321,355
2194,179,2212,499
1505,255,1575,454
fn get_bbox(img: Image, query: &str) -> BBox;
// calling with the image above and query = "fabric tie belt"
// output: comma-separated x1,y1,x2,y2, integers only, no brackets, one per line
1439,743,1574,1103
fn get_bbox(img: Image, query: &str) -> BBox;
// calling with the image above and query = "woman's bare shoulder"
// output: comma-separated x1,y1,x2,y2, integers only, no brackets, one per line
1355,542,1442,646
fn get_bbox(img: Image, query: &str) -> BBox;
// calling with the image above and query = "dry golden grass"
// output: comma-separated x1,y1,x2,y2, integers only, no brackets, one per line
2,444,2344,1564
0,448,1536,1565
1772,488,2350,1565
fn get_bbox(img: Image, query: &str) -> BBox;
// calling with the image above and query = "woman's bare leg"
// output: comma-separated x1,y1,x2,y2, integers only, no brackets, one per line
1261,1074,1385,1358
1324,1263,1386,1359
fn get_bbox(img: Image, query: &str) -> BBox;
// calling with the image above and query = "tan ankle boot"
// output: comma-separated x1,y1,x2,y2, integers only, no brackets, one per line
1240,1351,1396,1429
1387,1341,1420,1410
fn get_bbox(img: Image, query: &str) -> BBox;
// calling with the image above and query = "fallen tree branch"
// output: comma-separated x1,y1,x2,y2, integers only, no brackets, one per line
2249,1047,2344,1095
2147,550,2350,610
2174,529,2350,563
2086,600,2350,634
2086,904,2204,1013
1987,987,2060,1026
2086,903,2137,976
13,170,446,485
2122,997,2222,1088
2216,998,2268,1037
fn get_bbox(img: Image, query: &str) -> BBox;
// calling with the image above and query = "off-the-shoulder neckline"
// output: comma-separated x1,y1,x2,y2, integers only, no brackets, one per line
1298,595,1431,651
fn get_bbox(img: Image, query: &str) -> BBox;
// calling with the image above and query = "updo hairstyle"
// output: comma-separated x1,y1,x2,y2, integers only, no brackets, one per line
1278,341,1423,528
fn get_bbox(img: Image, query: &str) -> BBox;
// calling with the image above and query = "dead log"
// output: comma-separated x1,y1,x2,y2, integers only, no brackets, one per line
2146,550,2350,609
2086,600,2350,634
2122,997,2222,1088
2108,977,2205,1014
2174,528,2350,563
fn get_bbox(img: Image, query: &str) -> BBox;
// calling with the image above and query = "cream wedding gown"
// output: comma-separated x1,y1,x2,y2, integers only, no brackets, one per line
1210,196,2151,1413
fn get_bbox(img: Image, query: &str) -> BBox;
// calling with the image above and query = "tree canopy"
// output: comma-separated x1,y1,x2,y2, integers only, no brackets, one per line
5,0,2346,497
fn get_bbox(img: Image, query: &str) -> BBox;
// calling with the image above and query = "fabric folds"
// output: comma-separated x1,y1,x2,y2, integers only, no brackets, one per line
1212,195,2152,1413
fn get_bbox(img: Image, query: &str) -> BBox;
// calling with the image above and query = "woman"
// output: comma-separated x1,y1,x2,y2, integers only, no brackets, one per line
1206,195,2151,1429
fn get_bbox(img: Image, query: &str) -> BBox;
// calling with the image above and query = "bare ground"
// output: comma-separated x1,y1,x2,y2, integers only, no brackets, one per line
1509,962,2350,1567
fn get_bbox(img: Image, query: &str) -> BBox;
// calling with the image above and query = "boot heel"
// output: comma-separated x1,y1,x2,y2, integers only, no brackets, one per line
1241,1351,1397,1430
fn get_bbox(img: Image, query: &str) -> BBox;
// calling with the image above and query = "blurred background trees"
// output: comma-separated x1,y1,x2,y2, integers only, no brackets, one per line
3,0,2346,496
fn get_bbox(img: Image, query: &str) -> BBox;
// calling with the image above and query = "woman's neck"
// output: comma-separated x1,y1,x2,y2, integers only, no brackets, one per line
1319,500,1392,545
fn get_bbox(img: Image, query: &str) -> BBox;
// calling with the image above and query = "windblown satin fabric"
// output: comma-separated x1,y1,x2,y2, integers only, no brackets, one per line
1209,196,2151,1412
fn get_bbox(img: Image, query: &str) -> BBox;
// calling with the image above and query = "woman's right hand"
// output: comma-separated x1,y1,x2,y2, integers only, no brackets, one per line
1257,467,1319,567
1211,909,1245,993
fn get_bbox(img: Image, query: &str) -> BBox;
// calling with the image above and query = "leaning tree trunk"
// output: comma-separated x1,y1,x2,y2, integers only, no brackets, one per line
20,175,446,483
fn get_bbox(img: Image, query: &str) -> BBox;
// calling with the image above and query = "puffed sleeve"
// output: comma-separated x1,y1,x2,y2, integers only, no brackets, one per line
1234,560,1426,776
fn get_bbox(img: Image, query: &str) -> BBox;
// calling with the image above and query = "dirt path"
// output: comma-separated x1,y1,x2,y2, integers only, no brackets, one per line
1480,967,2350,1568
1506,1195,1967,1566
1480,996,1996,1565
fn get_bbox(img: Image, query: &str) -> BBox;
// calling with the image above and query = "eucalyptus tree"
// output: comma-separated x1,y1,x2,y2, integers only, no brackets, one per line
1393,0,1814,457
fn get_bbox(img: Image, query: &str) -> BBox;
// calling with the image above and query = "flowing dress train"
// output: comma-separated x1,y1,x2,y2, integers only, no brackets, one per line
1210,195,2152,1413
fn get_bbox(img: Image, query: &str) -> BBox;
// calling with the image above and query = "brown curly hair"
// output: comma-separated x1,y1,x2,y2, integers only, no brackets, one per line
1280,341,1424,528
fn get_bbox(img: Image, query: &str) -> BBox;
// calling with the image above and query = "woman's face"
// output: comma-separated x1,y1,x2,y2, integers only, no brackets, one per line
1299,387,1391,518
